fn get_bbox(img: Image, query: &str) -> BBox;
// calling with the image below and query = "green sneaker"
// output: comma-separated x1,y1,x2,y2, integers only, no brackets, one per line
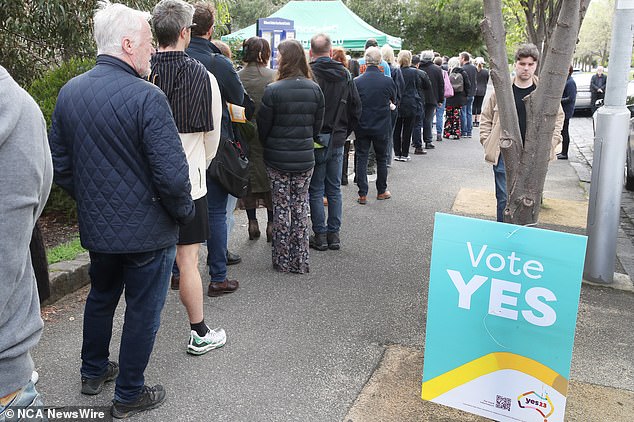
187,328,226,355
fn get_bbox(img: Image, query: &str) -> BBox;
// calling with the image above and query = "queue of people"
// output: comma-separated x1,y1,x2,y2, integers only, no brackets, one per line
0,0,509,418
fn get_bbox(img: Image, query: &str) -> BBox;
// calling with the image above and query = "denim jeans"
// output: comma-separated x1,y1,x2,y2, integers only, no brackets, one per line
355,134,388,196
387,109,398,165
423,104,437,144
0,381,47,422
81,245,175,403
436,99,446,135
206,174,228,282
309,145,344,234
226,195,238,248
493,153,507,222
461,96,474,135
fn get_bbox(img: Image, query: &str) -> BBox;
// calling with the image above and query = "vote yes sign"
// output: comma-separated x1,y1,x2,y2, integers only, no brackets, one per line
422,213,587,422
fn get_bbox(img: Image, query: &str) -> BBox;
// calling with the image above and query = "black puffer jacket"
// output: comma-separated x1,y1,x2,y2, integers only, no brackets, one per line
399,66,430,117
257,77,325,173
419,60,445,105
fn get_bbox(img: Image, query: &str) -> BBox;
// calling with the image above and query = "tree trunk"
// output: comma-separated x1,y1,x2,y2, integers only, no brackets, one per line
482,0,588,225
481,0,523,194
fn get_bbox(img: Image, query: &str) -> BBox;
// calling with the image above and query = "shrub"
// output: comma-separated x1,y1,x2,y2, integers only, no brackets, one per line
28,57,95,128
28,57,96,221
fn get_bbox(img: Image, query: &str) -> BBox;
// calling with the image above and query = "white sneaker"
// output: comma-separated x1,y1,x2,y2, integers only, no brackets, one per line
187,328,226,355
403,156,411,162
31,370,39,384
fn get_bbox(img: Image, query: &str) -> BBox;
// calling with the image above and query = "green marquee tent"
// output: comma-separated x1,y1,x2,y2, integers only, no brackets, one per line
221,0,402,51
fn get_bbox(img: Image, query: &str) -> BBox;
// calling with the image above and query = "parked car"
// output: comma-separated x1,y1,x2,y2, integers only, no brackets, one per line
625,80,634,190
572,72,593,111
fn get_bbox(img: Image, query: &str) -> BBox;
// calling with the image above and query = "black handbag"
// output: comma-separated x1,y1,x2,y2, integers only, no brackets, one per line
208,138,249,198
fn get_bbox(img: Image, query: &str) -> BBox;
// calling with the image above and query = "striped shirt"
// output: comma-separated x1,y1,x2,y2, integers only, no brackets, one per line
150,51,214,134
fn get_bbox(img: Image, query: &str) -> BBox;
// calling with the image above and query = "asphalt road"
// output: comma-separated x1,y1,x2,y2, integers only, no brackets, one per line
33,119,634,421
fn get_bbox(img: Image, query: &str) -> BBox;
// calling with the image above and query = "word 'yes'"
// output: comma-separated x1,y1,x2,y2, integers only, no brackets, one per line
446,243,556,327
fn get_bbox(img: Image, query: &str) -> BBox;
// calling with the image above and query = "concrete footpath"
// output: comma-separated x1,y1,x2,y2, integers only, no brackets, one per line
34,116,633,421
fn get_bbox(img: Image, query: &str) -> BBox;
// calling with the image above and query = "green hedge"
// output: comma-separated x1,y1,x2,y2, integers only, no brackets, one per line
29,58,95,221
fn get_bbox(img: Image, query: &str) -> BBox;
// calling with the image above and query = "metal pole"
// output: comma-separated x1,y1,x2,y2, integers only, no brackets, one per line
584,0,634,284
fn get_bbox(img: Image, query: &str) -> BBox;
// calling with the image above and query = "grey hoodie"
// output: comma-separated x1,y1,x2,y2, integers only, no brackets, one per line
0,66,52,397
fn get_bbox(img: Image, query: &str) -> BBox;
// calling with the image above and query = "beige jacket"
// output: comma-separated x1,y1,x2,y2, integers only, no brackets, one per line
180,71,222,200
479,77,563,165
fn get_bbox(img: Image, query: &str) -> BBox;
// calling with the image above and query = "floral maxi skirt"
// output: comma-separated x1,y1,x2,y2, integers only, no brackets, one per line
267,166,314,274
444,106,462,139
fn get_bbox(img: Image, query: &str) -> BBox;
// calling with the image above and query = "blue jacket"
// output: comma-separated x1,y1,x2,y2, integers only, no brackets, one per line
354,66,397,137
49,55,194,253
186,37,245,141
561,75,577,119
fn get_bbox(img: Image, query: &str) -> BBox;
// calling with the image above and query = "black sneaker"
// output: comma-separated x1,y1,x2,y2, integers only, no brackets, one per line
309,233,328,251
111,384,166,419
170,274,180,290
425,143,435,149
81,361,119,395
327,232,340,250
226,251,242,265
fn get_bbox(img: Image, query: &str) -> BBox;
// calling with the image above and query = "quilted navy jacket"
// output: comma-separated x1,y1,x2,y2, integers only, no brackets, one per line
49,55,194,253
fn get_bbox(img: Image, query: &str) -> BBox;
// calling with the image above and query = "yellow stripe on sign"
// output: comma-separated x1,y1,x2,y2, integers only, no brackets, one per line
421,352,569,400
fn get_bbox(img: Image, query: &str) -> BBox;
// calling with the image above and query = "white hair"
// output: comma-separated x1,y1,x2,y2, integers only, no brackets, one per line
364,46,382,66
93,1,151,56
381,44,395,64
420,50,434,61
447,56,461,71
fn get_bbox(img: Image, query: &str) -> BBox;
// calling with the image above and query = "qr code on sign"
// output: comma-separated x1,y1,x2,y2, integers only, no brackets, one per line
496,395,512,411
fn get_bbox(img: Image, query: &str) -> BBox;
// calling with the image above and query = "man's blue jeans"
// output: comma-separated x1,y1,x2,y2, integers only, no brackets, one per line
387,109,398,165
226,195,238,248
461,96,474,135
0,381,47,422
493,154,507,222
436,99,446,135
355,134,388,196
81,245,175,403
206,175,228,282
309,145,344,234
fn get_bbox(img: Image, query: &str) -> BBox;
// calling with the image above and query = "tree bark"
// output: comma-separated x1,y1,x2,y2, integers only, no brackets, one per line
481,0,523,198
482,0,588,225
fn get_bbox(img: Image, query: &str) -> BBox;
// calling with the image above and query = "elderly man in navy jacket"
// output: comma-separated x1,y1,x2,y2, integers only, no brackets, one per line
353,46,397,205
49,2,193,418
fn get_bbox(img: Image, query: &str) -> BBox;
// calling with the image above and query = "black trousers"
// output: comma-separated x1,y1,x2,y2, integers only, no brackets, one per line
561,117,570,156
394,115,415,157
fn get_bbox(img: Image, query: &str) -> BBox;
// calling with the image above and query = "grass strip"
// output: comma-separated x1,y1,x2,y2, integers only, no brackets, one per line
47,237,85,265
